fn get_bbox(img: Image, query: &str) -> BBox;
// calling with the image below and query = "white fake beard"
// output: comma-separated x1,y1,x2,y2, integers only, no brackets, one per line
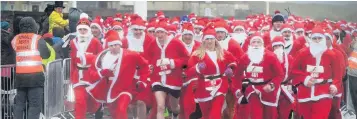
309,39,327,57
77,32,92,42
274,48,284,63
247,46,265,64
284,36,294,47
231,33,247,44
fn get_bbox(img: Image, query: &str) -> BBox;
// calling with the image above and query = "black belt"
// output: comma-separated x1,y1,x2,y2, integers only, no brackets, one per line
242,78,272,86
281,80,291,85
205,75,222,80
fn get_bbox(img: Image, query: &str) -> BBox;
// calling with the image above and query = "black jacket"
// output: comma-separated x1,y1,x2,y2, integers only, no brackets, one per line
1,29,15,65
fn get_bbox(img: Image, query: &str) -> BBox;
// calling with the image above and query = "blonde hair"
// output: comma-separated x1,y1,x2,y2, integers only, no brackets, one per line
192,39,224,60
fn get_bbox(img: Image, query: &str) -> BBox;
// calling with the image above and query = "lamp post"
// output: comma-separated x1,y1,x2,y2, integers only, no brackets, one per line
266,1,269,15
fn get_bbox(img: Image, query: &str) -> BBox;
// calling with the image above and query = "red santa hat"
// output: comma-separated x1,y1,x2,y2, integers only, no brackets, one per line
170,17,180,25
274,10,281,15
111,21,123,29
80,13,89,19
231,21,247,32
168,24,177,34
114,13,123,21
324,29,335,43
155,11,165,18
260,22,271,31
131,18,146,30
249,33,264,44
214,21,231,34
188,13,197,21
90,16,104,32
105,30,122,46
281,23,294,33
271,36,286,47
146,22,157,32
248,27,258,35
311,27,325,39
194,19,206,29
294,22,305,33
305,21,315,33
181,23,194,36
77,18,91,31
155,19,169,33
104,17,114,29
202,23,216,40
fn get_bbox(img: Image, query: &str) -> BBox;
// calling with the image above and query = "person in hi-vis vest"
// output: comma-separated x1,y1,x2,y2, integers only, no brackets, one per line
11,17,50,119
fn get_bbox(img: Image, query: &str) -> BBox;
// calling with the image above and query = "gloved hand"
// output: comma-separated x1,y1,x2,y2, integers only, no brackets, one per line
224,68,234,78
136,82,146,92
292,85,298,94
197,62,206,72
100,69,114,77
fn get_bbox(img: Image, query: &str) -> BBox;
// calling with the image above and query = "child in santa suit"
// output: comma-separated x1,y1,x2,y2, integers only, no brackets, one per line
270,36,295,119
86,30,150,119
184,24,237,119
144,19,190,119
69,18,104,119
232,33,284,119
291,27,342,119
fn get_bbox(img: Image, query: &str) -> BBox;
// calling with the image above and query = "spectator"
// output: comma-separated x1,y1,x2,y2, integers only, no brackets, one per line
52,27,65,45
43,33,54,46
12,17,50,119
49,1,69,33
40,4,55,35
1,21,15,65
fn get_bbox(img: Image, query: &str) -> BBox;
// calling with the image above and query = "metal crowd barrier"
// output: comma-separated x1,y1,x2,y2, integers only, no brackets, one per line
0,64,19,119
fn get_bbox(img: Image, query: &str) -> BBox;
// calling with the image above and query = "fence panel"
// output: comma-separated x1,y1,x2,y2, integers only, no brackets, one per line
44,59,64,118
1,64,17,119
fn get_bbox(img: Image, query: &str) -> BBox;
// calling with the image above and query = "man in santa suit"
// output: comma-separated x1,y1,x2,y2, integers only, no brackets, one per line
91,16,105,44
230,21,248,47
121,18,155,119
69,18,104,119
214,21,244,59
111,21,126,40
279,24,304,57
177,22,201,119
232,33,284,119
270,36,295,119
291,27,342,119
262,13,285,46
325,30,346,119
86,30,150,119
144,19,190,119
294,22,310,47
193,19,205,42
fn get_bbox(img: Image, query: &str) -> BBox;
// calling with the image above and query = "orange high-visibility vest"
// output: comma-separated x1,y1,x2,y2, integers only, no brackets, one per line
11,33,44,74
348,51,357,69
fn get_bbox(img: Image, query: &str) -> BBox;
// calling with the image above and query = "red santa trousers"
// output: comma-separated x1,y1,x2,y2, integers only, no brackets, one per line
199,95,225,119
277,95,293,119
108,94,131,119
328,97,342,119
74,86,100,119
246,93,277,119
233,104,249,119
299,98,332,119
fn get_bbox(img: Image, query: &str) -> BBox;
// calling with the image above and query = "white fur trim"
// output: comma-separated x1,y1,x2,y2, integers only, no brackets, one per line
215,27,228,33
114,18,122,21
250,36,264,43
90,23,102,32
76,24,90,31
333,29,340,33
233,26,245,32
281,85,295,103
324,33,333,42
281,27,293,33
182,30,194,36
107,40,122,46
183,78,198,87
169,59,175,69
195,63,201,74
131,25,146,30
172,21,179,24
194,25,204,29
194,92,224,102
155,27,168,33
72,81,92,88
80,13,89,19
304,76,312,86
147,27,155,31
203,35,215,40
311,33,325,38
295,28,305,32
298,93,333,103
272,42,284,47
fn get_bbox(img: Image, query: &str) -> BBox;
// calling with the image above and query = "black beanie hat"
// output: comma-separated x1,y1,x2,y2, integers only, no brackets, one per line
272,14,285,24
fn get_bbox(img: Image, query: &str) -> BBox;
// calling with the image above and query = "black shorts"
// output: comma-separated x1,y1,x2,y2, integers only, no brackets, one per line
152,85,181,98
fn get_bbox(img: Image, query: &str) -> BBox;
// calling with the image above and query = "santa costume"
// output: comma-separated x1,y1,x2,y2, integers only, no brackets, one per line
184,24,237,119
178,22,201,119
291,27,342,119
69,18,104,119
230,21,248,47
276,24,304,57
262,13,285,47
193,19,205,42
90,16,105,44
232,33,284,119
270,36,295,119
86,30,150,119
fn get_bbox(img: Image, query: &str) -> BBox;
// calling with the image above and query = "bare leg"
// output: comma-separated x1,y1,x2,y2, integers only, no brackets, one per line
137,100,147,119
154,91,167,119
168,95,180,114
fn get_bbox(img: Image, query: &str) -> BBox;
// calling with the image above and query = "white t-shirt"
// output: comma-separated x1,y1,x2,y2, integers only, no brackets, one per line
206,50,220,74
102,52,120,69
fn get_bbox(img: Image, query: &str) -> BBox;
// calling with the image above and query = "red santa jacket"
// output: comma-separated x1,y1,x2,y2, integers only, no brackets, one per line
331,47,346,97
144,37,190,90
70,37,103,88
232,50,284,106
86,49,150,103
218,36,244,60
296,36,309,47
185,50,237,102
122,33,155,55
262,29,283,47
279,54,295,103
291,48,342,103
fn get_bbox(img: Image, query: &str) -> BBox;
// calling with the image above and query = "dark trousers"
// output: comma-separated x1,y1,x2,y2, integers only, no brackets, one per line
348,75,357,114
13,87,43,119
